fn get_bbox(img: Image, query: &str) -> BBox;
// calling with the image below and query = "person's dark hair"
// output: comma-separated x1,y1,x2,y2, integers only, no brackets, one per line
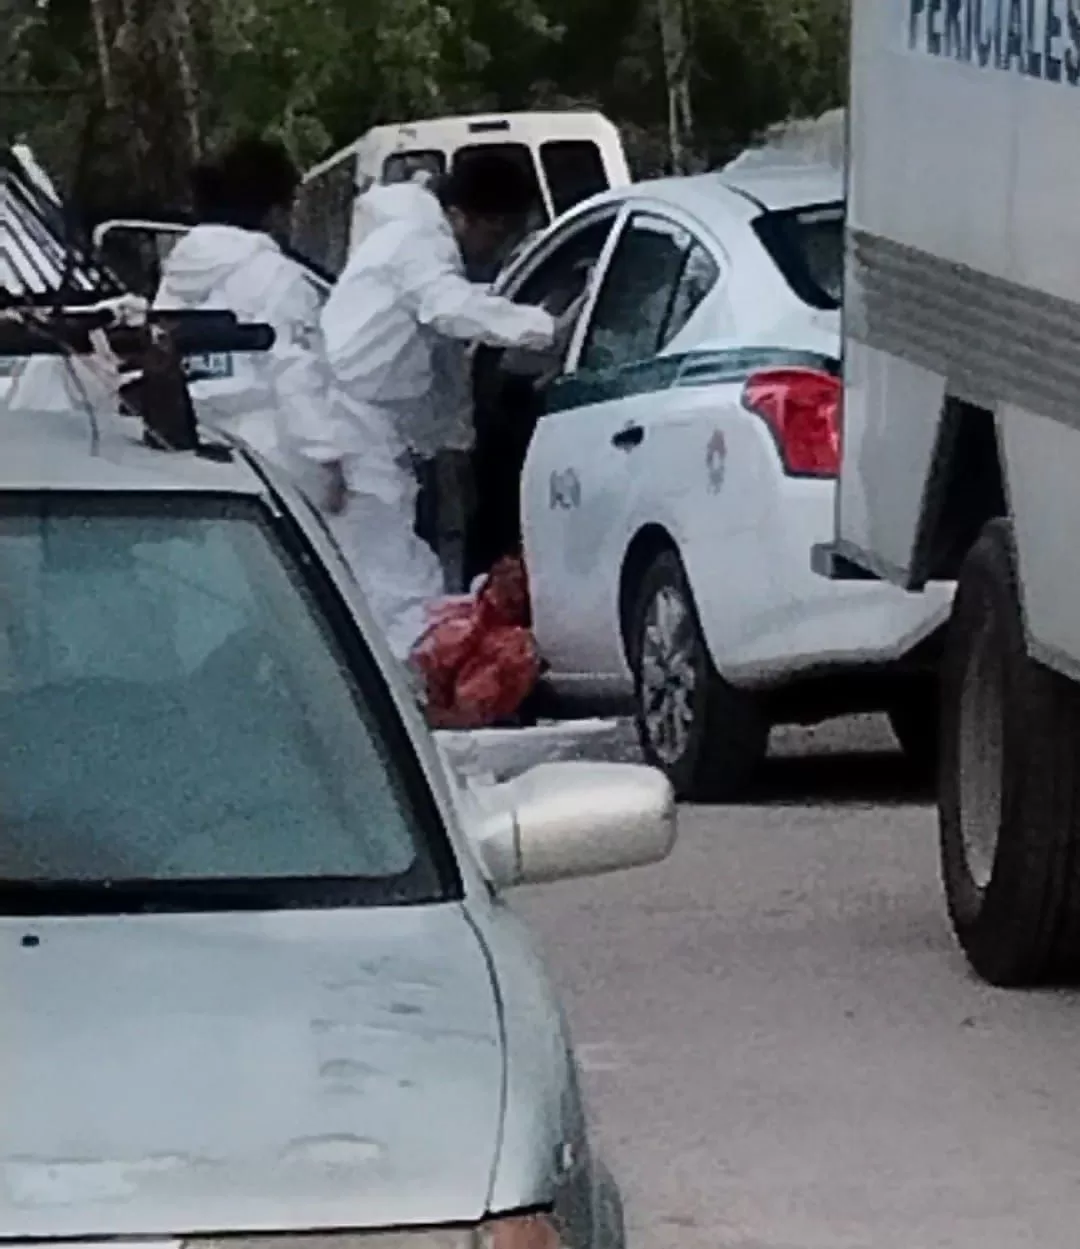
189,135,300,230
440,152,537,220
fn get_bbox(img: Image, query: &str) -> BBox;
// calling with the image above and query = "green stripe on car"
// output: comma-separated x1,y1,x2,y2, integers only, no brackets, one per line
545,346,836,415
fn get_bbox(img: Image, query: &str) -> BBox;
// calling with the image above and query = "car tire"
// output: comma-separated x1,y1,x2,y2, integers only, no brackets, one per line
629,549,768,801
939,519,1080,986
887,682,939,776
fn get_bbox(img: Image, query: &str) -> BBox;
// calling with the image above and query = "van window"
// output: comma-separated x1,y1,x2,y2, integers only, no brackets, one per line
453,143,548,233
541,141,609,216
382,150,446,185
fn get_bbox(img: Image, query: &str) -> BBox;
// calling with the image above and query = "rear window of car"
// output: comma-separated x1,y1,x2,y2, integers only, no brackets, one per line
753,202,844,312
0,493,456,915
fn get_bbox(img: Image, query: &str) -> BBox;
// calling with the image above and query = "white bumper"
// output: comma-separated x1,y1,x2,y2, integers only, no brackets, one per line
687,476,954,687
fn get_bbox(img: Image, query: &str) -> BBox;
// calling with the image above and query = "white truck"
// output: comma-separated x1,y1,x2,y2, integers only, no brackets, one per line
814,0,1080,986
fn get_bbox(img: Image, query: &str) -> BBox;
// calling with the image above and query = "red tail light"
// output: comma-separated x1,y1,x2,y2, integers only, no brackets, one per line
741,367,841,477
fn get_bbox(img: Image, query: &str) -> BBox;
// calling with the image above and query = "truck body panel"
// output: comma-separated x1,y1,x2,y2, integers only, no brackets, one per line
840,0,1080,675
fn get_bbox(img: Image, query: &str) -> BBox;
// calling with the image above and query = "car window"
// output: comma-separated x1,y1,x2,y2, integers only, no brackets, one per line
752,202,843,311
97,226,185,299
480,213,620,383
541,140,610,217
0,494,452,913
578,213,693,373
382,150,447,185
663,242,720,345
514,213,619,315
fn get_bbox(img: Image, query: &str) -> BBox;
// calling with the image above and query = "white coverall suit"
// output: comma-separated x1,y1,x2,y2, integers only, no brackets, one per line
153,225,344,495
320,181,557,663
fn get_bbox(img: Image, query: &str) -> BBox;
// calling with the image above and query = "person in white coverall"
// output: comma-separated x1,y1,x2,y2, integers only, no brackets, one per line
153,136,346,513
320,152,580,663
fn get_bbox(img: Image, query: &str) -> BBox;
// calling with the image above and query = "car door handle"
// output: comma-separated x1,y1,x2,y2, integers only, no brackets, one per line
612,424,645,450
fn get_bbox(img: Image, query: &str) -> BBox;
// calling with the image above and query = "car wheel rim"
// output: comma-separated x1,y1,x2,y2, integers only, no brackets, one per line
958,615,1004,892
640,585,699,765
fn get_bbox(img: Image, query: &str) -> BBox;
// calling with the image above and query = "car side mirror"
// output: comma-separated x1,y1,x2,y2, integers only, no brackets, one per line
469,761,676,889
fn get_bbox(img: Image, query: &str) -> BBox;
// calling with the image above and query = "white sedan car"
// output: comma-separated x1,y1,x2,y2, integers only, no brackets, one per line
0,383,676,1249
468,166,954,799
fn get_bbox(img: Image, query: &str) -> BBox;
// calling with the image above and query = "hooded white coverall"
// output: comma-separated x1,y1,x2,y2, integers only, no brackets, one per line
320,181,557,663
153,224,344,498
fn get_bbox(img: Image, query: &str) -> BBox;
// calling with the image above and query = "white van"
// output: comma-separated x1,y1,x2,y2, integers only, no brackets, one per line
294,110,631,275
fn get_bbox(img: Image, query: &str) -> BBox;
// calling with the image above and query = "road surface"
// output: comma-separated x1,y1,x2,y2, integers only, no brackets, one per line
515,716,1080,1249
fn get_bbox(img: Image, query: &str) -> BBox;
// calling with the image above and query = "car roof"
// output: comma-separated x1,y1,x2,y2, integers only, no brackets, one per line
598,162,843,221
716,162,843,211
0,406,267,496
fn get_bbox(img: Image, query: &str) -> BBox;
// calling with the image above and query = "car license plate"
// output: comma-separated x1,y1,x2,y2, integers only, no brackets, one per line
184,351,234,381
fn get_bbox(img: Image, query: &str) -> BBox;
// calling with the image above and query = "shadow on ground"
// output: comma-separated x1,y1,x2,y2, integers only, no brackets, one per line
735,749,934,809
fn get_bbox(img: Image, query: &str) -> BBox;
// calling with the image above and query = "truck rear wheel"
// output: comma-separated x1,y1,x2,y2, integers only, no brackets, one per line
940,519,1080,985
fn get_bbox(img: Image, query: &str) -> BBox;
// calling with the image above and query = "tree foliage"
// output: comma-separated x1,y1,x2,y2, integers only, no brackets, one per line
1,0,848,206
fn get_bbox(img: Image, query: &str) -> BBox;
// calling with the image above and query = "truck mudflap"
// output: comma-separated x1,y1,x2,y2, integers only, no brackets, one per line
811,541,883,582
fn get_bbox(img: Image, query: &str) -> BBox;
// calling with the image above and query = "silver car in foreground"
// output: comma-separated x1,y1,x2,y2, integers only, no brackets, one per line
0,405,676,1249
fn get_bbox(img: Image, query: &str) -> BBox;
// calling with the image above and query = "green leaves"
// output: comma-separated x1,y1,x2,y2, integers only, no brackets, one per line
6,0,849,202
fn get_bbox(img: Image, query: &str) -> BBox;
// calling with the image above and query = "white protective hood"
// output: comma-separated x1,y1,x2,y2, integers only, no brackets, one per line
349,177,446,252
154,225,343,473
156,225,282,310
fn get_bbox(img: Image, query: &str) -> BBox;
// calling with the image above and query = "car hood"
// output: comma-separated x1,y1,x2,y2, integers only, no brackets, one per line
0,904,504,1237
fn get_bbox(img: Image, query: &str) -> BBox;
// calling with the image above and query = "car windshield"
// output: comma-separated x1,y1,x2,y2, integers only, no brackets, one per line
753,202,844,311
0,493,453,914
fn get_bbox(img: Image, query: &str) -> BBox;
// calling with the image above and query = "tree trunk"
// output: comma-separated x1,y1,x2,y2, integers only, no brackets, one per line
83,0,202,215
89,0,116,108
655,0,694,174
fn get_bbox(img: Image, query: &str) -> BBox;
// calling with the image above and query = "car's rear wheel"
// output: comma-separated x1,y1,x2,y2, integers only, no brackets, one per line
939,519,1080,985
629,550,768,801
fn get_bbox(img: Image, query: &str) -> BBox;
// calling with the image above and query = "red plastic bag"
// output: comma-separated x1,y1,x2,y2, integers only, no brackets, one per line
410,556,539,728
454,627,540,726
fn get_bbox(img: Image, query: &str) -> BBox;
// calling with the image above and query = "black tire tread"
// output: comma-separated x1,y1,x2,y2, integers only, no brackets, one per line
939,518,1080,986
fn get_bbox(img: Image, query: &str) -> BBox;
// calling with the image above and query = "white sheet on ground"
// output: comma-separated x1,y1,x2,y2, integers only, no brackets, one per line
436,718,628,784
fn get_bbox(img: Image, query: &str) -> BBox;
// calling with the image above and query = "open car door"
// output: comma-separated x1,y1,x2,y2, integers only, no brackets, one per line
466,204,624,586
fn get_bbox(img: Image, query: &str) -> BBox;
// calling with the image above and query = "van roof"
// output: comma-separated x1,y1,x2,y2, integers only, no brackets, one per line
304,110,620,181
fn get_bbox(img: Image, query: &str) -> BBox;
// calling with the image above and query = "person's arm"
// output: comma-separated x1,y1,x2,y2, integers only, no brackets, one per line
394,230,557,351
